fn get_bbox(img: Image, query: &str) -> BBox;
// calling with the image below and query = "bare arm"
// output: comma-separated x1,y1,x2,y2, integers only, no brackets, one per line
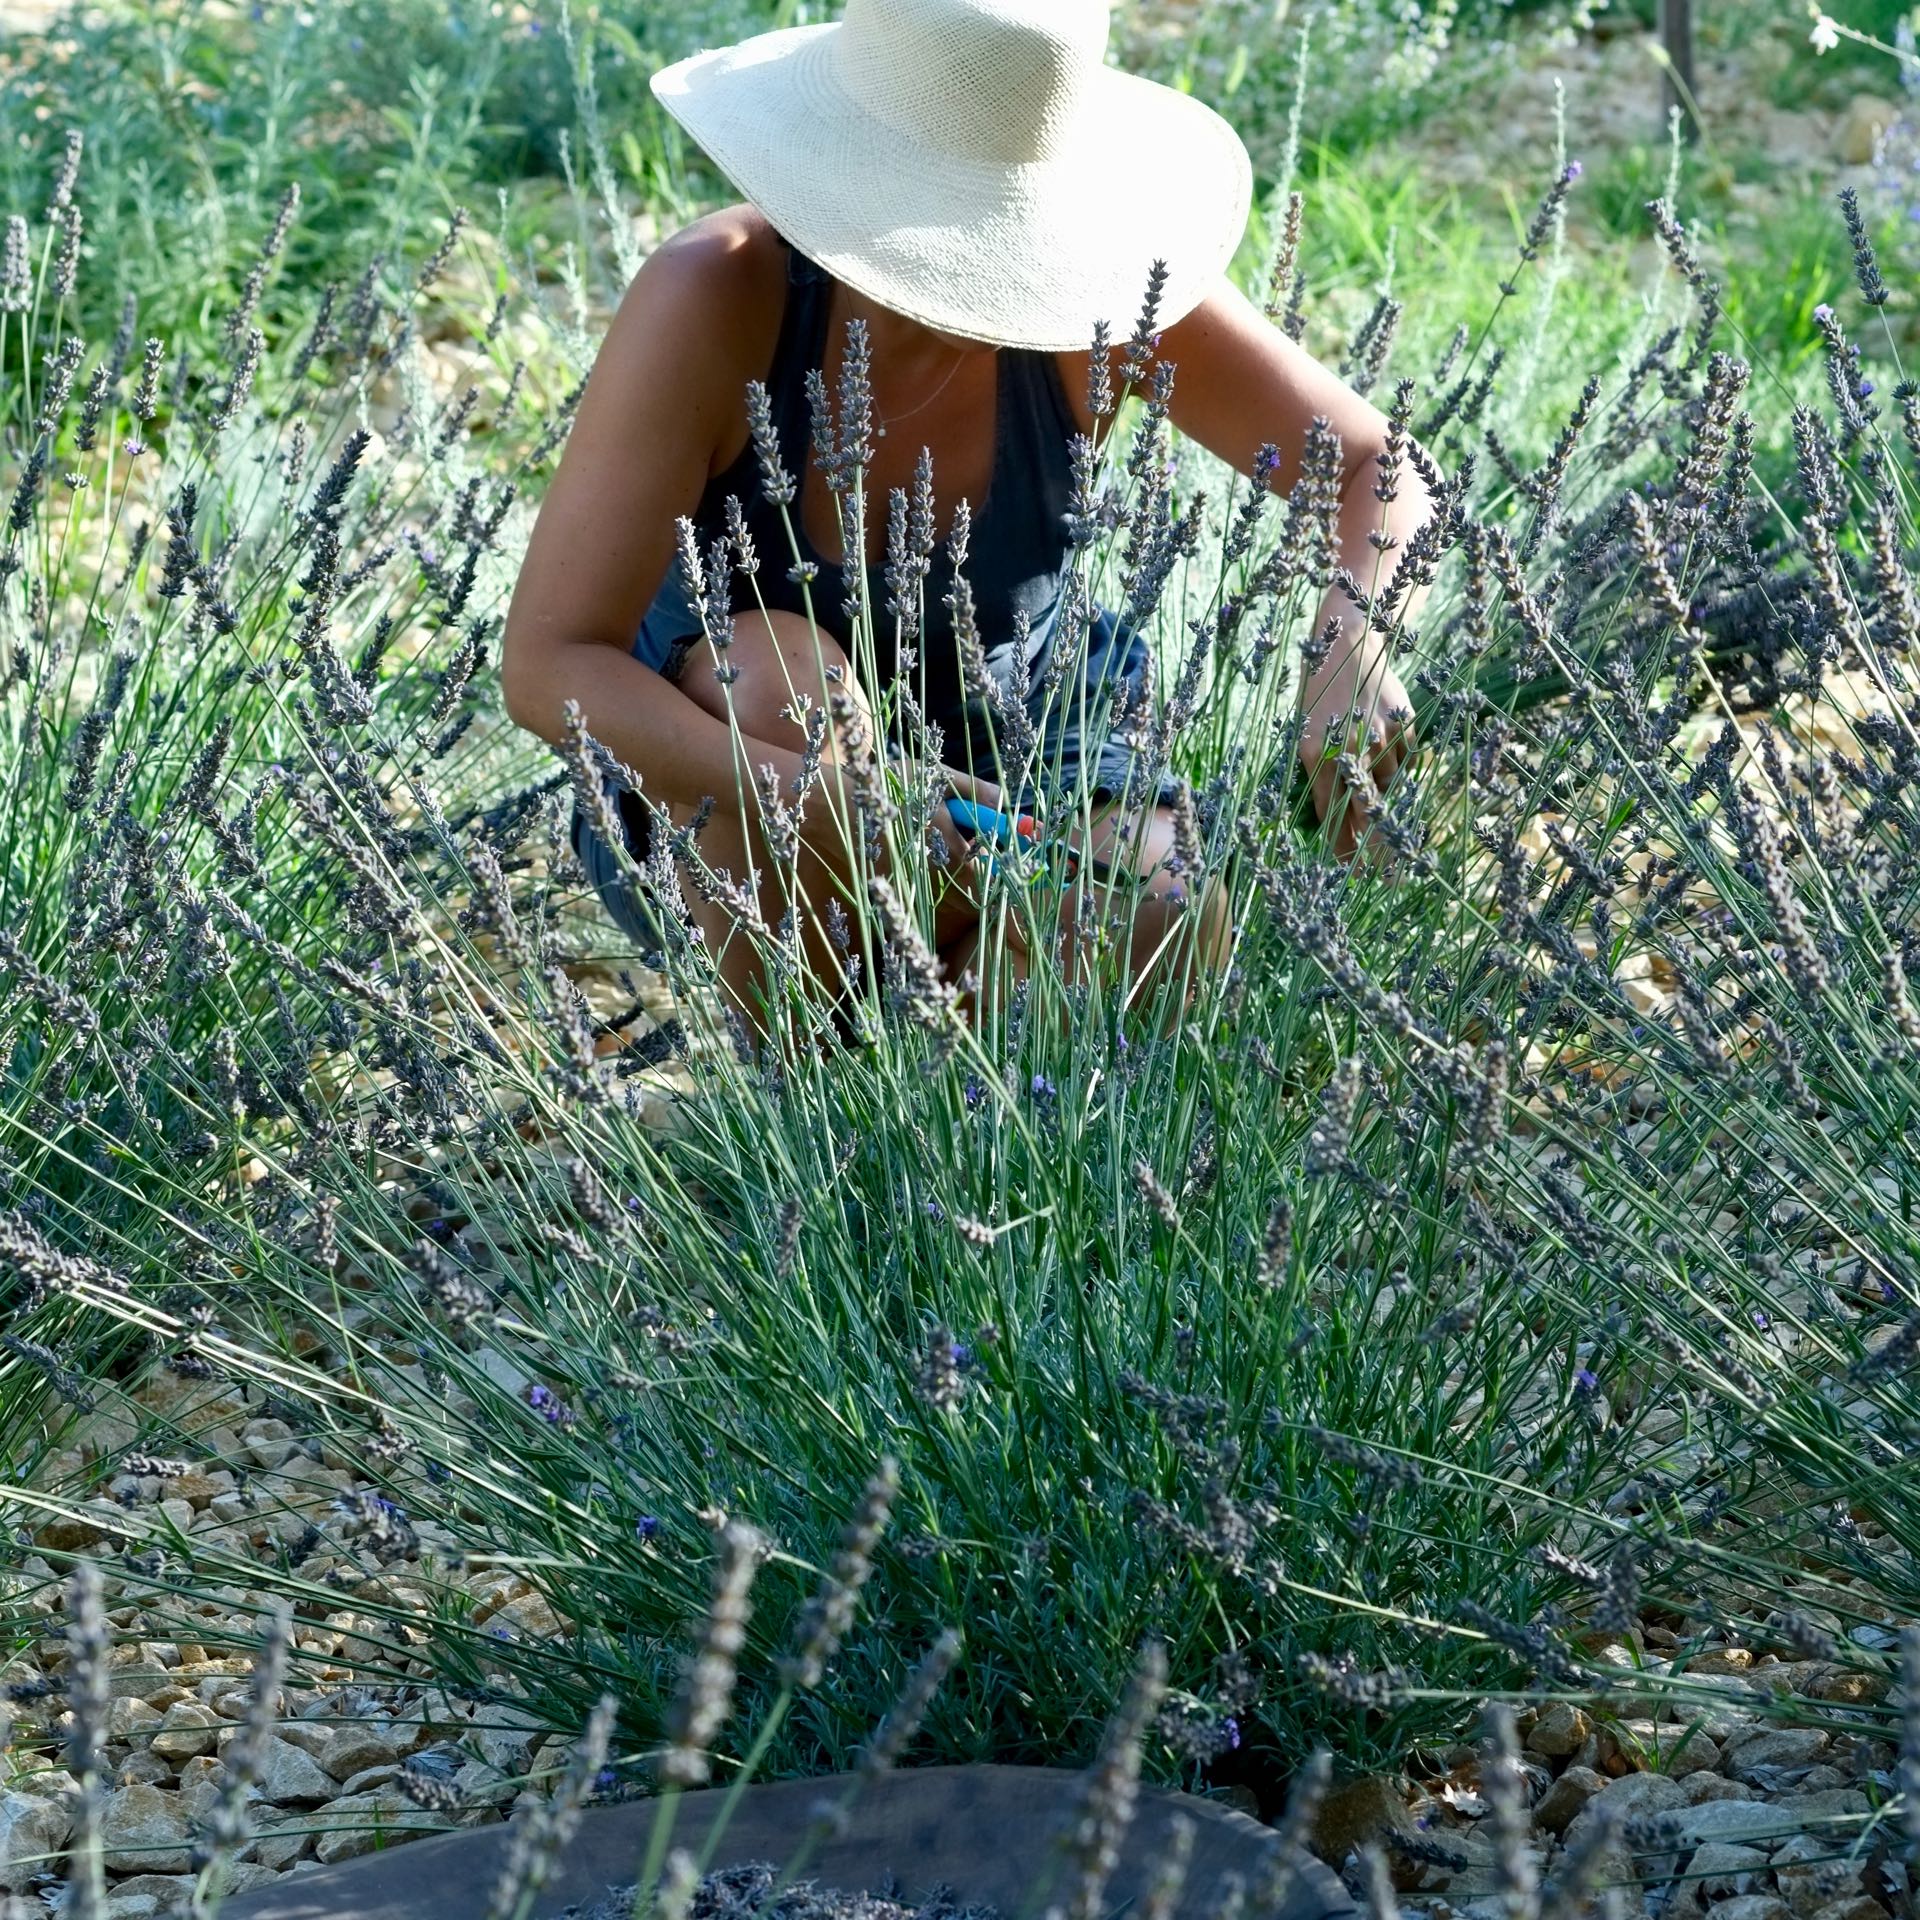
498,221,801,806
1153,276,1440,851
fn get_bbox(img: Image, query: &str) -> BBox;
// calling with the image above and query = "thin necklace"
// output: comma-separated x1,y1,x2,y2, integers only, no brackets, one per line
873,344,973,438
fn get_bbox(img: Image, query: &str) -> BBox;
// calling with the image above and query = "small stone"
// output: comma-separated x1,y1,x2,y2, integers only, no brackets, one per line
1617,1720,1720,1777
1833,93,1899,165
1772,1832,1867,1916
1725,1729,1831,1782
310,1786,455,1865
98,1783,193,1875
1533,1765,1606,1837
106,1696,163,1745
1527,1703,1592,1758
229,1732,336,1805
1690,1843,1770,1899
1702,1899,1792,1920
1799,1670,1888,1707
1691,1649,1754,1675
0,1787,75,1893
149,1701,220,1762
1313,1773,1420,1870
1805,1900,1890,1920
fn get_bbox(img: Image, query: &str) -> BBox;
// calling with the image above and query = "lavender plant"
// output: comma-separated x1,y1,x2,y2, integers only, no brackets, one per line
0,20,1916,1907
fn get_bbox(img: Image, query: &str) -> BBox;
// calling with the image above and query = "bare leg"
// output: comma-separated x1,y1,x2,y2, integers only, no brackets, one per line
660,609,992,1035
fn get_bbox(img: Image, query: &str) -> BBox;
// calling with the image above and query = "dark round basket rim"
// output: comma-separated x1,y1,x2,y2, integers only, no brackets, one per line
219,1760,1355,1920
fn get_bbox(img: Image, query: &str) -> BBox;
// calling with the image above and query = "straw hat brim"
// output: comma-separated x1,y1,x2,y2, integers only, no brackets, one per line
650,24,1253,354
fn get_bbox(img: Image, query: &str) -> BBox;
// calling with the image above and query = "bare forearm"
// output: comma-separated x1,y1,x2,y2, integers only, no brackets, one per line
1300,460,1439,713
508,641,807,811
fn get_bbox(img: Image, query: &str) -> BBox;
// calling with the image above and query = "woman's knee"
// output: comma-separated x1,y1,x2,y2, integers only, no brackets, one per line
678,608,869,747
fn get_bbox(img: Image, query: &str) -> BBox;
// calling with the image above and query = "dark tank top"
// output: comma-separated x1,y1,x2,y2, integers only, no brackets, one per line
680,236,1083,764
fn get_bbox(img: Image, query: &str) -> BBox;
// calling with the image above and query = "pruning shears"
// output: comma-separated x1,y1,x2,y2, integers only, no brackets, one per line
944,795,1106,888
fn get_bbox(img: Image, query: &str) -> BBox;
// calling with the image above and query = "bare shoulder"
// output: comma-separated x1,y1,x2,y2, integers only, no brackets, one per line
597,204,784,382
590,204,788,471
1049,280,1246,439
644,202,783,287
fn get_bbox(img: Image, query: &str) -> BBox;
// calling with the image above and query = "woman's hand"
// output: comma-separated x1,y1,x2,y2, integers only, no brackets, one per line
1297,654,1416,863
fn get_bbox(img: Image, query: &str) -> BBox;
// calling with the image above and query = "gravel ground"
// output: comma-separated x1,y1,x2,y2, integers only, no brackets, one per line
1311,1649,1911,1920
2,1366,561,1917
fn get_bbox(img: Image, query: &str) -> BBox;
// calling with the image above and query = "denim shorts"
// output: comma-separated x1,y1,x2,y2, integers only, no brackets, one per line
569,567,1176,958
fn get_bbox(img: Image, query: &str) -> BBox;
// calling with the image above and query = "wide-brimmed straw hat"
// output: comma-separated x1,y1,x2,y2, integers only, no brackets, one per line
649,0,1253,354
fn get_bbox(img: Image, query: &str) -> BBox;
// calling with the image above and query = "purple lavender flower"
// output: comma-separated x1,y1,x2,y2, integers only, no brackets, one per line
636,1515,661,1540
1221,1715,1242,1751
1573,1367,1599,1395
526,1383,576,1428
1814,302,1834,324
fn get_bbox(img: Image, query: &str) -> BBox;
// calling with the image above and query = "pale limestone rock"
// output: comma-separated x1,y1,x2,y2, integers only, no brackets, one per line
225,1733,334,1806
310,1787,454,1865
1527,1702,1591,1758
0,1787,75,1892
106,1696,163,1745
98,1783,193,1875
1533,1764,1607,1836
150,1700,220,1763
1725,1728,1831,1782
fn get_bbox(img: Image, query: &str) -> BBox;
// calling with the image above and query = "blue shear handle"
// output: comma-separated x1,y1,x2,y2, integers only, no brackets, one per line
944,796,1038,881
944,796,1027,850
943,796,1088,887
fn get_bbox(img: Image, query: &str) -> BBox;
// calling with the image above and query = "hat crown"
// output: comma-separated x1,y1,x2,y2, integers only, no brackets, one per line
833,0,1111,164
